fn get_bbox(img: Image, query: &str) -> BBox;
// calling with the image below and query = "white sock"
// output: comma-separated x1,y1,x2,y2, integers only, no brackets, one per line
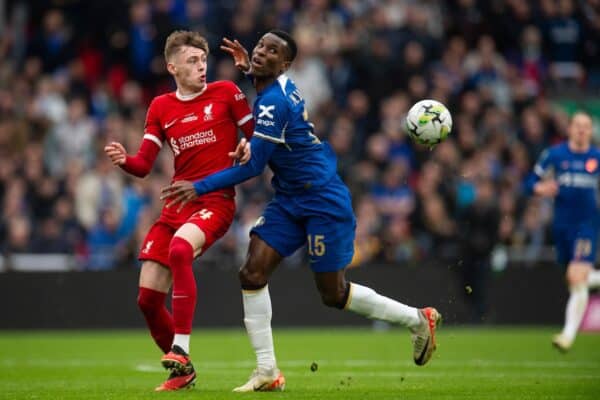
242,285,276,372
561,284,589,341
173,334,190,354
346,283,421,330
588,270,600,289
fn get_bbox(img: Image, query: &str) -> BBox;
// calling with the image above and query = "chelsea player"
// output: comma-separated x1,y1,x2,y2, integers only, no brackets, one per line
528,111,600,352
161,30,441,391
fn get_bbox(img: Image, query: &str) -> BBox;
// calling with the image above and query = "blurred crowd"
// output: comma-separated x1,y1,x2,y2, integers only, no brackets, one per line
1,0,599,272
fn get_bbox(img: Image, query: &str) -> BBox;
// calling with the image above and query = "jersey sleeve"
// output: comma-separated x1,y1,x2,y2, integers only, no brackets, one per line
143,98,165,149
253,92,289,144
533,148,554,178
525,148,554,195
224,81,253,138
193,136,277,195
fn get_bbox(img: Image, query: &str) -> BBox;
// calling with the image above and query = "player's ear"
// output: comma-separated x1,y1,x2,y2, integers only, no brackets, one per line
281,60,291,73
166,61,176,75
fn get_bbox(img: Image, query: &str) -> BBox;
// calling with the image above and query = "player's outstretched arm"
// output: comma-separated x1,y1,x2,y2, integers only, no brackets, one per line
533,179,559,198
104,142,127,166
160,137,274,212
104,139,160,178
221,37,251,73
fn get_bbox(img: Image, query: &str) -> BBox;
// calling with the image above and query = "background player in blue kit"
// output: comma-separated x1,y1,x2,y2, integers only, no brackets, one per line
528,112,600,352
161,30,441,392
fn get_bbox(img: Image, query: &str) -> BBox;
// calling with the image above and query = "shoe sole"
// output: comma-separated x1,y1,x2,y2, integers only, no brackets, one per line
155,374,197,391
414,309,442,366
552,341,570,354
161,357,188,372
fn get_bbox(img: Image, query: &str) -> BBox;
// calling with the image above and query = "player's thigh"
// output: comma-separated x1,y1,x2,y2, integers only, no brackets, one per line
566,261,593,285
250,200,306,259
139,260,172,292
139,221,176,270
182,199,236,256
313,270,349,308
305,212,356,273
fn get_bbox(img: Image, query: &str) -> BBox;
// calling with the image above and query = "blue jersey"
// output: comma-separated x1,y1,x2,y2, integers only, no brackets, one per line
192,74,355,271
528,142,600,265
530,142,600,226
252,74,338,193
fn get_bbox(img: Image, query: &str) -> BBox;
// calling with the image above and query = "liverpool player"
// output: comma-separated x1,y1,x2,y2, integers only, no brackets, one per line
104,30,253,391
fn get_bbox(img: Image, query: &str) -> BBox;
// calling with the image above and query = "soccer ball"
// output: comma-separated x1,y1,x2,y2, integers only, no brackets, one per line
405,99,452,146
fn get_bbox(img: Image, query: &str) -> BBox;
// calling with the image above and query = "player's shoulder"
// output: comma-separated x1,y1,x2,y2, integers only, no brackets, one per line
547,142,568,157
257,77,292,108
590,145,600,157
209,80,238,91
149,92,176,108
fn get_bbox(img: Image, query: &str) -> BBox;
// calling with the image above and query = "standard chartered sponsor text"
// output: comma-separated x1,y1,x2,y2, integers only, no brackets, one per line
178,129,217,150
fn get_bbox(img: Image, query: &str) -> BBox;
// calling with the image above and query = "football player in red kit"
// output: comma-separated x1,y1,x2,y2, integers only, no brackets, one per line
104,30,253,391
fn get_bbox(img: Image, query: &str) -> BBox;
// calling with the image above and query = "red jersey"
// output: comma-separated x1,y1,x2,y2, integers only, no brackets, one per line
142,80,253,197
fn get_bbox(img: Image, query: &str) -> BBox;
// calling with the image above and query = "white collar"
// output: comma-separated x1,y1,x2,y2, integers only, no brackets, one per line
175,85,207,101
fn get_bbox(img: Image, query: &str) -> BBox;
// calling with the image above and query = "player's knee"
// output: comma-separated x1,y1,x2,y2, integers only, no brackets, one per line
239,266,268,289
319,287,348,309
168,237,193,268
137,288,161,315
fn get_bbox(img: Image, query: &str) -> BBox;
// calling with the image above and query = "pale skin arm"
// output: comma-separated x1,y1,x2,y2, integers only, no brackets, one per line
533,180,559,197
104,141,127,165
104,138,251,167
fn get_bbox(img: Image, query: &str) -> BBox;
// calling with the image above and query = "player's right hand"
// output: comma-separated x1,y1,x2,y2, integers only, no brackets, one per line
221,37,251,73
104,141,127,166
534,180,559,197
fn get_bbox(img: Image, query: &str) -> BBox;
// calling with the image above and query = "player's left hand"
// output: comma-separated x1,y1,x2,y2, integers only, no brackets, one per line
229,138,251,165
160,180,197,213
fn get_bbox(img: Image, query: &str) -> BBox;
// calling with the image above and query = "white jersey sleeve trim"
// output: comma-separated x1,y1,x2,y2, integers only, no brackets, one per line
253,131,285,144
143,134,163,148
237,113,253,126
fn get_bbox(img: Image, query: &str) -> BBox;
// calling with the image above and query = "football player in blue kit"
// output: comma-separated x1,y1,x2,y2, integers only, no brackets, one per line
528,111,600,352
161,30,441,391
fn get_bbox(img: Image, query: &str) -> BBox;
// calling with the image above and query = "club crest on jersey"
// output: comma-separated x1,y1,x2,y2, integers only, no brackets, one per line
258,105,275,119
204,103,214,121
585,158,598,173
142,240,153,254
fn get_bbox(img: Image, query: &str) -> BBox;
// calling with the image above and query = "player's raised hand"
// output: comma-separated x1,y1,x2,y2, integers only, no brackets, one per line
221,38,251,73
534,180,559,197
160,180,197,213
229,138,251,165
104,142,127,166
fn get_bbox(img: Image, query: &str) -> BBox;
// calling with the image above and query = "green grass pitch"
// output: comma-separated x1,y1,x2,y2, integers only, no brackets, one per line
1,327,599,399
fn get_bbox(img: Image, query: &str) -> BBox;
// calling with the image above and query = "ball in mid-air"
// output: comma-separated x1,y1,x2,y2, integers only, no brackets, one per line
405,99,452,147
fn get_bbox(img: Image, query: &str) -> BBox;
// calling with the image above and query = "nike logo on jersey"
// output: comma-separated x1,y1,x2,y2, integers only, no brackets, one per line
258,105,275,119
164,118,178,129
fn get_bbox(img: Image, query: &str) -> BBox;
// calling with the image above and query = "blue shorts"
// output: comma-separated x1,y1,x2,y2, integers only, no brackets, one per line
553,222,598,267
251,176,356,272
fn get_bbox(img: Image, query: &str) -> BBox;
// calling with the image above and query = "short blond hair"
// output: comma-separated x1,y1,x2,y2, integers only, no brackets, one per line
164,30,209,62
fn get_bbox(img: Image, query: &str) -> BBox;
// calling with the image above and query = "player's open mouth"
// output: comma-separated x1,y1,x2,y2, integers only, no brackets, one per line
251,57,263,68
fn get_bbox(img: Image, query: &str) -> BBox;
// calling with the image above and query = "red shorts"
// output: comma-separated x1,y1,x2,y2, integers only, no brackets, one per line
139,193,235,267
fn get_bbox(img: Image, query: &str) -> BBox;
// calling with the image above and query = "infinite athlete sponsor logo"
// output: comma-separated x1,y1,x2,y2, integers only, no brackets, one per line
257,119,275,127
557,172,598,188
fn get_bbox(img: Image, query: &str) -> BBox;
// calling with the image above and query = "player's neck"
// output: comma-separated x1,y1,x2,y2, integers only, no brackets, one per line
254,76,278,93
568,140,590,153
175,84,207,101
